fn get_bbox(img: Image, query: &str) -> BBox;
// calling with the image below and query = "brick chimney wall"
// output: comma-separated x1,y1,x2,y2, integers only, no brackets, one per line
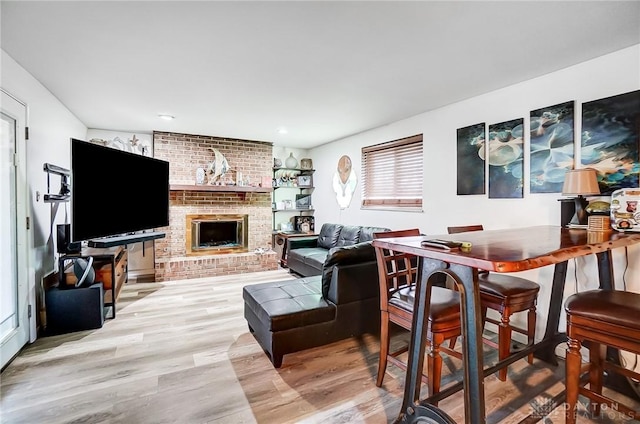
153,131,278,281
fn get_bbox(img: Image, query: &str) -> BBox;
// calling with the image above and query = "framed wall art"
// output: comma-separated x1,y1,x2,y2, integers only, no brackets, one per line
581,90,640,194
530,101,575,193
456,122,486,195
297,174,313,188
295,194,311,209
488,118,524,199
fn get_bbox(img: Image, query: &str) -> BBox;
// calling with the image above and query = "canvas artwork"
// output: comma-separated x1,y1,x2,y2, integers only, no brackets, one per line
581,90,640,195
456,123,486,195
529,101,575,193
488,118,524,198
295,194,311,209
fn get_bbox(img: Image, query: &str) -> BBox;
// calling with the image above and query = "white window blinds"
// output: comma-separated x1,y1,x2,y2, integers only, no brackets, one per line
361,134,423,209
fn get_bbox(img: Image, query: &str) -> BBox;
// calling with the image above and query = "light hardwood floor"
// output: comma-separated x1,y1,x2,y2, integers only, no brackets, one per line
1,269,638,423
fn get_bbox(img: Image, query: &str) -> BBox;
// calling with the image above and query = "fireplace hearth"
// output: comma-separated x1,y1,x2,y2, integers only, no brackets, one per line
186,214,249,255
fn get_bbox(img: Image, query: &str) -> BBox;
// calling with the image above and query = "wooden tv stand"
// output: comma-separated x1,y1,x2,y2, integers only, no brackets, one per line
58,245,128,319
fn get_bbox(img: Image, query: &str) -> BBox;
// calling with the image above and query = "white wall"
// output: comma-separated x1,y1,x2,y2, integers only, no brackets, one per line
309,44,640,342
1,49,87,326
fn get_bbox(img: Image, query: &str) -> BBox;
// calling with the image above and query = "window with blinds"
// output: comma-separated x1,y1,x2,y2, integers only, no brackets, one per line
361,134,423,210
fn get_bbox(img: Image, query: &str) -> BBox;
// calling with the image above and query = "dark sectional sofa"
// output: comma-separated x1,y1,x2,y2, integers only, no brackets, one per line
242,223,390,367
286,223,390,277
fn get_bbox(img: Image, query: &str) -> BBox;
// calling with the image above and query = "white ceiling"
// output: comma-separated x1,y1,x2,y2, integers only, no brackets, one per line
2,1,639,149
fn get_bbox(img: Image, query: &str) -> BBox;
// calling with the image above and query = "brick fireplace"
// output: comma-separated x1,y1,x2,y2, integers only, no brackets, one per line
153,131,278,281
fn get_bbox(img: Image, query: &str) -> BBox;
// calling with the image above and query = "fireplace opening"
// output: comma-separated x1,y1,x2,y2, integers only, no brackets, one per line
186,214,248,255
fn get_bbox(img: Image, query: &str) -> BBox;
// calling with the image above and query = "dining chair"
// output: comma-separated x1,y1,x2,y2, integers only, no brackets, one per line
565,290,640,423
447,224,540,381
373,229,462,403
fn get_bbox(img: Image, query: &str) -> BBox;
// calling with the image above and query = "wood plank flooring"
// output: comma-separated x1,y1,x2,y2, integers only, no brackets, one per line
1,269,638,423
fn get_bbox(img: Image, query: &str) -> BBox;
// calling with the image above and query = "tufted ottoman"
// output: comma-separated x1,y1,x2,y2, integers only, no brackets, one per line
243,276,335,367
243,271,380,368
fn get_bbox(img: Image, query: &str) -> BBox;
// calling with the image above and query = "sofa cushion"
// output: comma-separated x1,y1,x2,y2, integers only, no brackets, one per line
287,248,328,275
317,224,343,249
359,226,392,242
321,242,376,298
303,251,328,270
243,277,335,332
336,225,362,247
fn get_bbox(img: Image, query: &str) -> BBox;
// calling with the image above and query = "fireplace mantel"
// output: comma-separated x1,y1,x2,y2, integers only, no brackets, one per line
170,184,272,193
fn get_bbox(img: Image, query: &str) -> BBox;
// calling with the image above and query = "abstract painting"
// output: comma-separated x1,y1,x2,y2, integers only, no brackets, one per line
581,90,640,195
456,123,486,195
530,101,575,193
488,118,524,198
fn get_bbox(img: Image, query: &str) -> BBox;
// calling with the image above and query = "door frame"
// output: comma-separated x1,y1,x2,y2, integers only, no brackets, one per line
1,88,32,369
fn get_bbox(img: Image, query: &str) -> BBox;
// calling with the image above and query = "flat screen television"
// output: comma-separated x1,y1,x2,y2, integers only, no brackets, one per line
71,138,170,242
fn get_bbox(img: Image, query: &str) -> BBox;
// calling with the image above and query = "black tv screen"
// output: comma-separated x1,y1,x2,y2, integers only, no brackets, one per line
71,138,170,242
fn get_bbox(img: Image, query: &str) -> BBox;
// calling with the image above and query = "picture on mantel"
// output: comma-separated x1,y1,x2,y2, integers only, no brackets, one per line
488,118,524,199
333,155,357,208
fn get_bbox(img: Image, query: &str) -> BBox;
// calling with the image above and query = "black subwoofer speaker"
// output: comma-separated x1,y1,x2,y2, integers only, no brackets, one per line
45,283,104,335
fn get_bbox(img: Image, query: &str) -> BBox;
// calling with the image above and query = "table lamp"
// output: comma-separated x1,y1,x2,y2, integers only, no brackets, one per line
562,168,600,226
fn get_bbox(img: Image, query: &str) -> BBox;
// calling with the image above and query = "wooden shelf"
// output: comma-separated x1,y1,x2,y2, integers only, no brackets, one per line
170,184,272,193
273,208,315,213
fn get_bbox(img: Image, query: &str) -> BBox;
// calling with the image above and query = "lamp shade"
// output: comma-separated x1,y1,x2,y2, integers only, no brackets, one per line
562,168,600,196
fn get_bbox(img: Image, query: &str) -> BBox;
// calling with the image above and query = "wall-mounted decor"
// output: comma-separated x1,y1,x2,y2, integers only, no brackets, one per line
581,90,640,195
529,101,575,193
488,118,524,198
456,123,486,195
332,155,357,208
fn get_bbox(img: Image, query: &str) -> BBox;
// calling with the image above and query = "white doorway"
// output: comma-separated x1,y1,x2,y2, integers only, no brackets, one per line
1,89,29,369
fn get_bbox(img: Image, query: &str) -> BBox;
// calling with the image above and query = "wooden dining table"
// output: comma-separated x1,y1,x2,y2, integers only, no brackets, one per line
372,225,640,424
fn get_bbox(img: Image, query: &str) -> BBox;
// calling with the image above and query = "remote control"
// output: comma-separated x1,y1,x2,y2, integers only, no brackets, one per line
420,239,463,250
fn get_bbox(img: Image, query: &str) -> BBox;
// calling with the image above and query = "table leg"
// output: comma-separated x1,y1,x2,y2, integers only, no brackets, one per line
395,259,446,422
449,263,486,424
534,260,568,365
395,260,487,424
596,251,614,290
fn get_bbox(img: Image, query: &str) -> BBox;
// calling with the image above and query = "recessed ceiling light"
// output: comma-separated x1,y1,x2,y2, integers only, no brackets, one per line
158,114,175,121
277,127,288,135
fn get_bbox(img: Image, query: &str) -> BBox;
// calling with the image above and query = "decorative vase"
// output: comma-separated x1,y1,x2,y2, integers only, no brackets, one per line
195,167,205,185
285,152,298,169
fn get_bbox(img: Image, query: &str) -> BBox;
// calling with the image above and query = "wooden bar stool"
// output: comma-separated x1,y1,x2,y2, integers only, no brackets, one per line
447,225,540,381
373,229,462,404
565,290,640,423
